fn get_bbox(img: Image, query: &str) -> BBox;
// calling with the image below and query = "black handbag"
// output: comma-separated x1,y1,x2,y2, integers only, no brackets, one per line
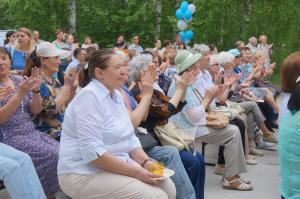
135,128,158,152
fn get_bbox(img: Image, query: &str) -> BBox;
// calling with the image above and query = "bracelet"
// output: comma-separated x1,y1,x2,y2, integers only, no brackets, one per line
141,159,151,168
32,89,40,94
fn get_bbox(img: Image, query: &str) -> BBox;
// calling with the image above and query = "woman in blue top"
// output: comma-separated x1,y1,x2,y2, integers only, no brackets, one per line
7,28,35,74
279,77,300,199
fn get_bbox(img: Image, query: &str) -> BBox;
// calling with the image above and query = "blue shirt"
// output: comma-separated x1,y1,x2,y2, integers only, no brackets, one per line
7,47,27,70
233,63,253,84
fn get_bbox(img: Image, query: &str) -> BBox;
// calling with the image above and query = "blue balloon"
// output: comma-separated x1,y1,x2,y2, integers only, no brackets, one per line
186,30,194,40
175,9,183,20
179,31,186,43
180,1,189,13
184,10,192,21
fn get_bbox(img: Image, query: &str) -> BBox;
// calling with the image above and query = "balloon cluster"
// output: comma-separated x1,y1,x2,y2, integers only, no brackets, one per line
175,1,196,44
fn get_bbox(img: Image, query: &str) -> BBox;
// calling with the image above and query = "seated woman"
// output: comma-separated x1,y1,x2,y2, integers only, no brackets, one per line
279,77,300,199
0,47,59,198
0,143,46,199
126,53,205,199
58,49,176,199
235,47,280,129
23,42,77,140
168,50,253,191
216,52,277,145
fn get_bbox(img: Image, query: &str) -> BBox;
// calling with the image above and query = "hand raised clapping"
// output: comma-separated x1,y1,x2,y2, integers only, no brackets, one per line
140,64,156,98
64,68,79,89
0,86,14,100
175,69,199,91
30,67,42,92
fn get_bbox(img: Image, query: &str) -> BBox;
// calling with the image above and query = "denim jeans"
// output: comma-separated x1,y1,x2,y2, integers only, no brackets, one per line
147,146,196,199
0,143,46,199
179,150,205,199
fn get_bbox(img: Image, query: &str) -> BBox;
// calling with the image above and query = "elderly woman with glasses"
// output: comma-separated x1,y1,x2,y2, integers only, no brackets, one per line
168,50,253,191
128,53,206,199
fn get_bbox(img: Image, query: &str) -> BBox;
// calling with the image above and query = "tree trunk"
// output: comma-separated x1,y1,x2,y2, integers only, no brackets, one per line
155,0,161,40
68,0,76,35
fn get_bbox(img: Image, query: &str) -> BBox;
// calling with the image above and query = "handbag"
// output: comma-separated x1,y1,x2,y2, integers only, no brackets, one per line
192,87,229,129
135,128,158,152
154,122,194,152
212,106,238,120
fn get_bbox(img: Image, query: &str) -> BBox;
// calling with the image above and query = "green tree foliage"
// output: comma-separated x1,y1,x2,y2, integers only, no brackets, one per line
0,0,299,75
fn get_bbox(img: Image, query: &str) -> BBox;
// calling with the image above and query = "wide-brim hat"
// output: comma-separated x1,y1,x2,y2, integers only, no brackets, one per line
175,50,202,74
37,42,70,59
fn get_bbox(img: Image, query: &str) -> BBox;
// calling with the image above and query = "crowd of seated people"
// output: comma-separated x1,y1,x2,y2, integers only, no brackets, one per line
0,27,299,199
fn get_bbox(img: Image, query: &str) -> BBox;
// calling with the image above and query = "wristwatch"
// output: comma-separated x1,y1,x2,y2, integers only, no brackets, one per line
141,159,151,168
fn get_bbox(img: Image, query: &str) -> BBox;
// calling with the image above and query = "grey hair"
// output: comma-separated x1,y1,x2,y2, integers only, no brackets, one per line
209,54,219,66
128,54,153,82
249,37,257,43
192,44,210,55
216,52,235,66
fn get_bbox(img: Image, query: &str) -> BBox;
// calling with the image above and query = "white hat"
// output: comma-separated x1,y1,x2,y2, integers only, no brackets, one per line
36,42,70,59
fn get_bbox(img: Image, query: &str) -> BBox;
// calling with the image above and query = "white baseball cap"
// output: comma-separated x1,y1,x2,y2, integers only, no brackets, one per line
36,42,70,59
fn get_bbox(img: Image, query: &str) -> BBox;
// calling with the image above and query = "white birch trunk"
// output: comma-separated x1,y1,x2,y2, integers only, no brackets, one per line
68,0,76,35
155,0,161,40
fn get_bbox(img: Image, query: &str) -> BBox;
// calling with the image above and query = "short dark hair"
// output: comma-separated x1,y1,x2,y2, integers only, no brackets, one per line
6,31,15,39
73,48,85,59
0,47,11,60
4,31,15,45
209,44,216,52
163,40,171,48
288,82,300,114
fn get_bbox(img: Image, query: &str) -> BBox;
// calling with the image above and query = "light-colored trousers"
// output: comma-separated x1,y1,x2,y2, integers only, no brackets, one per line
239,101,266,139
0,143,46,199
196,124,247,177
59,163,176,199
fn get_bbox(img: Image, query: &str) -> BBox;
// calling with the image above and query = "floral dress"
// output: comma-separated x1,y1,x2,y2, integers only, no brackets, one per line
0,75,59,194
33,78,64,140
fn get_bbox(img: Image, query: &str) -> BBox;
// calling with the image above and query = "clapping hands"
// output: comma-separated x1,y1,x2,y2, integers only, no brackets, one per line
0,86,14,100
64,68,79,89
175,69,198,91
140,64,156,98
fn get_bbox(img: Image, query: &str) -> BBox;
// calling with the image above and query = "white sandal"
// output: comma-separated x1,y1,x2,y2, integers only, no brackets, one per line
238,177,252,184
222,177,253,191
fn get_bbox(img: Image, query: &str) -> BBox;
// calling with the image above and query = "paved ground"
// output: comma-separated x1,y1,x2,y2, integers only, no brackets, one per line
204,147,280,199
0,145,280,199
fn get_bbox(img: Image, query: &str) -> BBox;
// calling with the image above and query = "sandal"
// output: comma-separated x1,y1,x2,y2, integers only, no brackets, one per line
222,177,253,191
238,177,252,184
